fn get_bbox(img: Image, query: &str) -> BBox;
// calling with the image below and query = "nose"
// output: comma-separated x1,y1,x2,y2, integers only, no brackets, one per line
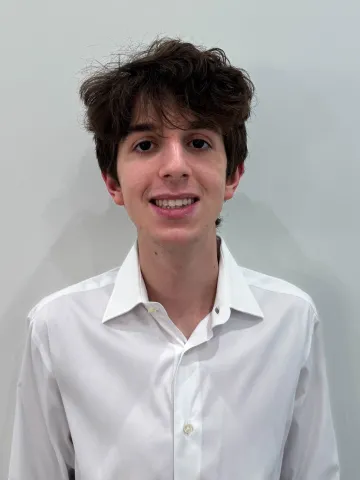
158,138,191,182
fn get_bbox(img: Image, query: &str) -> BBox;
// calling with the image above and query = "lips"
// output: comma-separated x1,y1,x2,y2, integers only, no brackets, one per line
149,197,198,219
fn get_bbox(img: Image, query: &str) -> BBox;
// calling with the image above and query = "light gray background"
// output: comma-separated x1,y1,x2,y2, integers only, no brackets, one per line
1,0,359,478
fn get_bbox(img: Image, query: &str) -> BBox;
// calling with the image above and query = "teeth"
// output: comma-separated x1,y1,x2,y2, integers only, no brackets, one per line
154,198,196,209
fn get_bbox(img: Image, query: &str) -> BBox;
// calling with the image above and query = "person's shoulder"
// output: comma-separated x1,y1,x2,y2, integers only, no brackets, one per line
27,266,120,330
241,265,318,319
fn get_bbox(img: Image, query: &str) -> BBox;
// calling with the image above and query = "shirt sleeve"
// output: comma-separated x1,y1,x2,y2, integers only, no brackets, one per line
8,315,74,480
280,312,340,479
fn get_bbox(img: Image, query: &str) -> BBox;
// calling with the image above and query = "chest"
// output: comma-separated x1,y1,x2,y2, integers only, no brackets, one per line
51,319,302,480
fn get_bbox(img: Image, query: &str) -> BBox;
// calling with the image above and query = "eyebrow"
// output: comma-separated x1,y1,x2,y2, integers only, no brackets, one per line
124,120,221,138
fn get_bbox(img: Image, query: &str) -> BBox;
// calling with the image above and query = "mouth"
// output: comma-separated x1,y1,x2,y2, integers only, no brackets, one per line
149,197,199,210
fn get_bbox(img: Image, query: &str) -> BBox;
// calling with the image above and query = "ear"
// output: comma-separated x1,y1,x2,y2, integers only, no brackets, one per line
102,172,124,206
224,163,244,201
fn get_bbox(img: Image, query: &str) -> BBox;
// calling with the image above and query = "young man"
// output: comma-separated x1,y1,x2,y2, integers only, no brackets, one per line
9,38,339,479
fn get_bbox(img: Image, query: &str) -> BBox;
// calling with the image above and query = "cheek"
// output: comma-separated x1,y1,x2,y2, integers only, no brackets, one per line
208,169,227,194
208,156,227,183
119,170,148,206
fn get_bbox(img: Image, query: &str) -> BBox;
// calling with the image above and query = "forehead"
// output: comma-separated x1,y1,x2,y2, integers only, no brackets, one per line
130,95,221,133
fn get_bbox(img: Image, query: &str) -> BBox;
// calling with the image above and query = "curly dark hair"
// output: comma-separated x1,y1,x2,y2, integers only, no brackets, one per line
79,37,255,227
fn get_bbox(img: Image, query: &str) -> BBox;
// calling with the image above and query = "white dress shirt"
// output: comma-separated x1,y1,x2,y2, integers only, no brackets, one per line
9,237,339,480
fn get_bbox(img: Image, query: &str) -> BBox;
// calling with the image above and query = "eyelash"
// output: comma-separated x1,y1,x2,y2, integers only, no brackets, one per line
134,138,212,153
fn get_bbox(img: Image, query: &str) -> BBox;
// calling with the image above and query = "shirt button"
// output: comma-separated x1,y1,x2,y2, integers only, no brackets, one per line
215,306,220,314
183,424,194,436
147,306,158,313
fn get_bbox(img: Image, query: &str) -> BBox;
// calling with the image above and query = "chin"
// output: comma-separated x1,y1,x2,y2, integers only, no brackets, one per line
147,224,215,247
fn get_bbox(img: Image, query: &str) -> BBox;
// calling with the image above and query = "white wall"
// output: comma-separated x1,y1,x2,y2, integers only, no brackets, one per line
0,0,359,477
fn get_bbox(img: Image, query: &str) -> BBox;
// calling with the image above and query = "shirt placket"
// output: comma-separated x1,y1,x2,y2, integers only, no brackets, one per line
173,348,202,480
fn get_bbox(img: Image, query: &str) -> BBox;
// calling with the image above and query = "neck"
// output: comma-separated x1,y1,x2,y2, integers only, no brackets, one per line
137,232,220,337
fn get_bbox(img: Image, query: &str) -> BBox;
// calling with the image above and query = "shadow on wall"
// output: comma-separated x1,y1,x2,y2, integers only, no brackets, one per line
0,149,135,476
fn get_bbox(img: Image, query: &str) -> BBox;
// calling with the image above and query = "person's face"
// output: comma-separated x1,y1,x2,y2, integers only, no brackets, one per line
104,102,242,246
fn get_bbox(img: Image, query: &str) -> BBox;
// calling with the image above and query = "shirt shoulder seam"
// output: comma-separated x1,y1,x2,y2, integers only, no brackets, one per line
28,268,119,319
242,268,318,317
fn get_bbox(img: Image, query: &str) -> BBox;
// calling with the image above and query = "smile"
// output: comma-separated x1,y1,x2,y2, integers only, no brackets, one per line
151,198,198,209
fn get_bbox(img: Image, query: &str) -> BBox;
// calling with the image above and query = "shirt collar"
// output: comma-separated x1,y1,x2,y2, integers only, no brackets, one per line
102,236,264,323
102,241,149,322
216,239,264,319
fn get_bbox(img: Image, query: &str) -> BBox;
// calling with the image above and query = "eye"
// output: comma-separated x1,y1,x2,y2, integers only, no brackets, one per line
134,140,153,152
190,139,211,150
